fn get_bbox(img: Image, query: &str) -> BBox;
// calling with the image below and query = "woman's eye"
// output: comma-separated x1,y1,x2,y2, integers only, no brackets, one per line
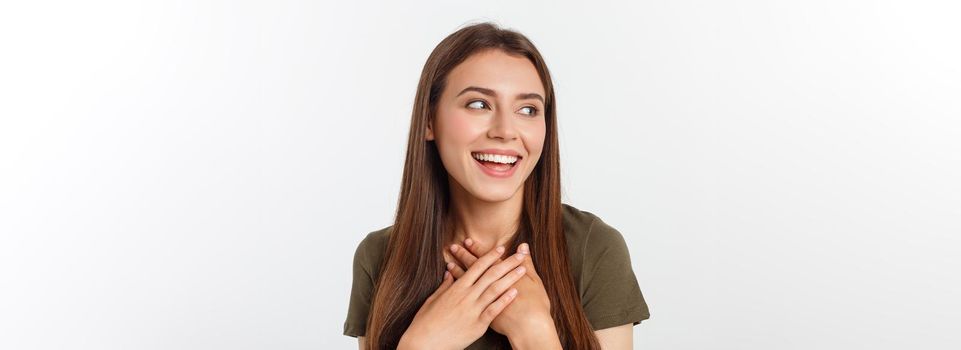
519,106,538,116
467,100,488,109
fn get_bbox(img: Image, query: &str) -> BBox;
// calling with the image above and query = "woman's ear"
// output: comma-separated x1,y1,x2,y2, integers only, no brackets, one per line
425,120,435,140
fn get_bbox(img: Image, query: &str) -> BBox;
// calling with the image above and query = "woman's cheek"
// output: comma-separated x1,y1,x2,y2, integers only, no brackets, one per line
446,112,485,141
521,122,547,157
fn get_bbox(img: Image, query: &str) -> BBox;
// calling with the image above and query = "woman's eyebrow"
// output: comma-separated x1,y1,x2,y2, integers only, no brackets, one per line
457,86,544,103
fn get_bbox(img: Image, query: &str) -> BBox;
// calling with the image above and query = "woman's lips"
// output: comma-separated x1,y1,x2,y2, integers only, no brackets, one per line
473,156,520,178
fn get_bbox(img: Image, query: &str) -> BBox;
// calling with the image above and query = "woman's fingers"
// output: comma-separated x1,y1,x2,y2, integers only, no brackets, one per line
519,254,541,281
516,243,541,280
468,252,526,300
449,243,478,267
463,238,482,257
480,288,518,324
452,245,507,288
428,270,454,302
446,261,467,279
448,241,532,281
440,270,453,290
477,261,527,305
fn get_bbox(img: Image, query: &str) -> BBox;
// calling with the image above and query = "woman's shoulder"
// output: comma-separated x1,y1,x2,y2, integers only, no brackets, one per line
351,225,392,277
561,204,649,329
561,203,632,276
361,225,392,245
561,203,624,246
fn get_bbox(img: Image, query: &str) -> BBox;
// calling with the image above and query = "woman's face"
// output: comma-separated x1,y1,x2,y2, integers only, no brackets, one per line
427,49,547,203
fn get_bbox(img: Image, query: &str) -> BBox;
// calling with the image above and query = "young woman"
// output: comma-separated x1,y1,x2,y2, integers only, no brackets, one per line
343,22,650,349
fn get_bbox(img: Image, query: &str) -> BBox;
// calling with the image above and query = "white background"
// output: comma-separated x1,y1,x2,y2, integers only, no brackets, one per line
1,1,959,349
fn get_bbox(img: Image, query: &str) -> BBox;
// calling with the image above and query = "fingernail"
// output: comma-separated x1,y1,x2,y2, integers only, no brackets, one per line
496,246,505,253
450,244,458,253
508,288,518,297
464,238,473,246
446,262,454,270
516,266,526,275
444,271,450,278
520,243,529,254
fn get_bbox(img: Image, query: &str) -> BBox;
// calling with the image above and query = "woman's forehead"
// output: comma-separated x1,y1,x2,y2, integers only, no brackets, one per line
445,50,545,98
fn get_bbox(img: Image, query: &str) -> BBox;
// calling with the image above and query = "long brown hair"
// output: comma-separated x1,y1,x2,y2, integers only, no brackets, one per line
364,22,601,349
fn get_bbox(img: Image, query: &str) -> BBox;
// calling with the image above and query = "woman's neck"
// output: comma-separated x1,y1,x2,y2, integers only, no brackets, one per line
447,180,524,255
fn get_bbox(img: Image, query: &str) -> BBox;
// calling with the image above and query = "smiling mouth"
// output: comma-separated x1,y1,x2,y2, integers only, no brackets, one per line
471,152,521,172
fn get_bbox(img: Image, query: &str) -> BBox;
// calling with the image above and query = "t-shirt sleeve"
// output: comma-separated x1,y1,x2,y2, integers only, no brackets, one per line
343,232,379,337
580,217,651,330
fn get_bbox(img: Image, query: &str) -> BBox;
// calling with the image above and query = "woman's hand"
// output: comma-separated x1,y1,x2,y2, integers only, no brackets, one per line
445,241,554,341
399,245,529,350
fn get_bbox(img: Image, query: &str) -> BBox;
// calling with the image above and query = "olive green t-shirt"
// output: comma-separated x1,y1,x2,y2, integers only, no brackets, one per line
343,204,651,348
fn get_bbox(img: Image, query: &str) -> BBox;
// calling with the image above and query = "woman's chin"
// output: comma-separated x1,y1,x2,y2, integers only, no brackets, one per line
467,185,522,203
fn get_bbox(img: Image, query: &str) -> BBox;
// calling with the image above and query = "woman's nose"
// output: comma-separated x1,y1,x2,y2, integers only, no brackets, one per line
487,108,518,141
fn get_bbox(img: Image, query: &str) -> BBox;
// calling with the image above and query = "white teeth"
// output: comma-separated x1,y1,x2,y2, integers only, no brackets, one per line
472,153,518,164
